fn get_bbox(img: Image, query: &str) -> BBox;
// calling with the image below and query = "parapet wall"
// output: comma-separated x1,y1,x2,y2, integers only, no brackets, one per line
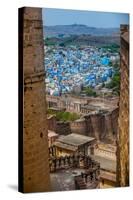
47,107,119,144
66,108,119,144
86,109,118,143
70,119,87,135
70,108,119,144
56,121,72,135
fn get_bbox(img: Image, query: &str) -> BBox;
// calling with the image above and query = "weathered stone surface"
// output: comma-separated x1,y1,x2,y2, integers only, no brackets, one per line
47,108,119,143
56,121,71,135
23,7,51,192
47,115,57,131
117,25,129,187
84,109,119,144
70,118,87,135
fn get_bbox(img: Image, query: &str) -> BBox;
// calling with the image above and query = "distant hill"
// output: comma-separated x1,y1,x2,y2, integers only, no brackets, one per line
44,24,120,38
45,34,120,47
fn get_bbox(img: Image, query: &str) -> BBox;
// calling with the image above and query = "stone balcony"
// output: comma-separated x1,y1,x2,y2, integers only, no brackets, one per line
49,152,100,191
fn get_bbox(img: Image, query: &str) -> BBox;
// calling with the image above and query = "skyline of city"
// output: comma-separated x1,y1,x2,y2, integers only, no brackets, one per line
43,8,129,28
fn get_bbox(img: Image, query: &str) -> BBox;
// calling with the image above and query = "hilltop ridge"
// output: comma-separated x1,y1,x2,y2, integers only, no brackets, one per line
44,24,120,38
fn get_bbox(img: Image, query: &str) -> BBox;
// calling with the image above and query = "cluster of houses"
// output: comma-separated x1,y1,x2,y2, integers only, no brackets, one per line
45,46,119,96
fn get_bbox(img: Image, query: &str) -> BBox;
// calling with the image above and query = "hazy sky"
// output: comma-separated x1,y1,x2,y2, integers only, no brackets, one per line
42,8,129,28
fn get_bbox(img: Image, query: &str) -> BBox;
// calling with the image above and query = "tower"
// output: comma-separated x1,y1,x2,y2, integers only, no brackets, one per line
19,7,51,192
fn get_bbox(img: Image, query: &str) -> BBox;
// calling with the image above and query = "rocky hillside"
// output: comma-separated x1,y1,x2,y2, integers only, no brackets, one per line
44,24,120,38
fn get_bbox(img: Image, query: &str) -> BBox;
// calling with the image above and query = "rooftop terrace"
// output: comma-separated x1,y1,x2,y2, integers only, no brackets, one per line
57,133,96,147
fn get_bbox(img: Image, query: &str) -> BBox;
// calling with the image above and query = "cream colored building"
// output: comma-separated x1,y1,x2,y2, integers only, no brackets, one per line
53,133,96,157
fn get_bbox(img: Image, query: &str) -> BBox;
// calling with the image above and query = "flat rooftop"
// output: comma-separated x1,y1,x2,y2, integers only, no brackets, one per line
90,155,116,173
57,133,95,147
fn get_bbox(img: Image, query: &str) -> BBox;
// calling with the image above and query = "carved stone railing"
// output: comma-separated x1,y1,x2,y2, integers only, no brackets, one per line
74,166,100,189
48,147,100,189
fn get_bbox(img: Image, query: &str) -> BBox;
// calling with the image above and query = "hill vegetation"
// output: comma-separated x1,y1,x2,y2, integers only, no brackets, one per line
45,34,120,47
47,109,80,122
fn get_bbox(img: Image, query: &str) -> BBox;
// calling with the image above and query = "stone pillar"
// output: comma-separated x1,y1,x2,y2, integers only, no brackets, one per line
85,145,88,156
111,108,119,142
104,113,113,142
117,24,129,187
90,114,101,140
84,115,94,137
90,146,94,155
20,7,51,192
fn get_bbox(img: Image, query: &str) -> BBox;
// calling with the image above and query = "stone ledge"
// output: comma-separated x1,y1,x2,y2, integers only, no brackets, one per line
24,71,45,85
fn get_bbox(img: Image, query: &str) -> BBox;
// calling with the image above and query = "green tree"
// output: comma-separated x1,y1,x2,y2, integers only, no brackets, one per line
84,87,97,97
106,71,120,95
56,111,79,122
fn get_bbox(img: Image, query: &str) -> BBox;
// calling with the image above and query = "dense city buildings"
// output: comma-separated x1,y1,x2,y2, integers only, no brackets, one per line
19,7,129,193
45,45,119,96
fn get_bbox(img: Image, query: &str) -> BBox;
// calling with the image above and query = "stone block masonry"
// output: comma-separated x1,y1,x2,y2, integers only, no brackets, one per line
84,109,118,144
70,118,87,135
56,121,72,135
117,25,129,187
19,7,51,193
